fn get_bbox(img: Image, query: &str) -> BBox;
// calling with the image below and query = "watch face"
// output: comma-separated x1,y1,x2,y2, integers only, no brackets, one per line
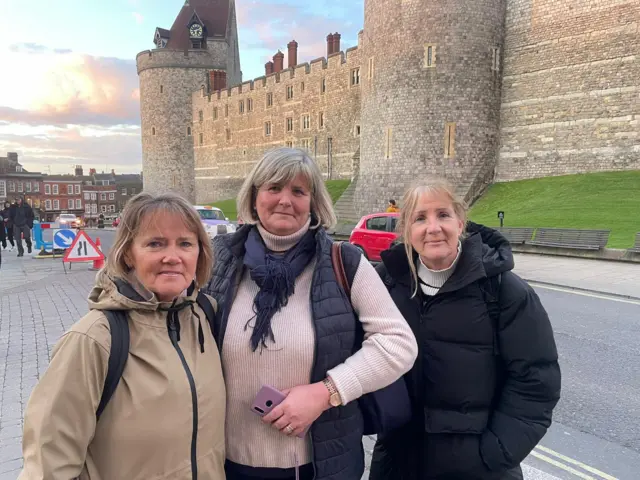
190,24,203,38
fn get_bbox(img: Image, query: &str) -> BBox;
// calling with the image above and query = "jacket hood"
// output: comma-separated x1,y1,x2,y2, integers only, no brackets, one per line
88,269,200,312
380,222,514,292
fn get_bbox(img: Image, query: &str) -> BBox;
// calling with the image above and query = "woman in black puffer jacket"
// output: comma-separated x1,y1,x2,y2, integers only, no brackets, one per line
370,178,561,480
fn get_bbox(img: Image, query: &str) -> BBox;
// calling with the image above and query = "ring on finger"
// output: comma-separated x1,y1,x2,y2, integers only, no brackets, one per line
284,424,294,435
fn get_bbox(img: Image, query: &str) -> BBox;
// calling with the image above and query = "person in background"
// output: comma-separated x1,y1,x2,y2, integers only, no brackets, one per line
19,192,226,480
2,201,15,251
370,178,561,480
386,199,400,213
10,197,34,257
205,147,418,480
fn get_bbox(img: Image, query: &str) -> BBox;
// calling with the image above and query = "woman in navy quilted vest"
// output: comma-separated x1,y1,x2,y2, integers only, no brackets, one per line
369,178,562,480
205,147,418,480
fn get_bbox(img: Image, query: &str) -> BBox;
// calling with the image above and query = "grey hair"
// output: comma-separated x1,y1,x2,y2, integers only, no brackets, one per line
237,147,337,229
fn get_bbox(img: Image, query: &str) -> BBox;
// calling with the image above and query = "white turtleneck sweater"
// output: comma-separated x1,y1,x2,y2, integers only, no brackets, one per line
417,241,462,296
222,220,418,469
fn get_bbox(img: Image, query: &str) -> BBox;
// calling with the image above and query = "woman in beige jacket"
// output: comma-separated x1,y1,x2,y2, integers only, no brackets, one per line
19,193,226,480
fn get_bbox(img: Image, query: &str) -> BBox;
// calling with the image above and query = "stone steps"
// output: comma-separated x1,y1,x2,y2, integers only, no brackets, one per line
333,177,361,223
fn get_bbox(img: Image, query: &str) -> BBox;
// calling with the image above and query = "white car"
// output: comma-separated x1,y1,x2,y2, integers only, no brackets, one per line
194,206,236,239
57,213,82,228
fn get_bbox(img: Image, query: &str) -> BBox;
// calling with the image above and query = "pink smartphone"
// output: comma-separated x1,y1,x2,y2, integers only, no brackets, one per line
252,385,308,438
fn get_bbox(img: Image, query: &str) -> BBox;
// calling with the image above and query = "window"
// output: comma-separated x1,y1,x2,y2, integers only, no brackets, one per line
226,128,231,141
53,200,60,210
266,93,273,108
300,138,310,151
75,185,80,194
45,200,52,210
444,122,456,158
201,86,205,97
17,182,23,193
187,126,192,136
34,183,39,192
16,165,22,172
122,188,127,196
0,180,5,198
199,110,204,122
319,112,325,129
101,205,107,213
492,47,500,72
368,57,374,81
66,184,72,194
160,85,164,93
213,107,218,120
366,216,387,232
225,105,229,117
84,192,90,200
100,193,107,201
321,78,326,94
301,114,310,130
152,127,156,136
286,85,294,100
53,185,59,194
301,82,305,93
239,100,244,114
354,125,361,137
199,132,204,145
351,68,360,86
424,44,436,68
131,188,136,195
265,121,272,136
67,199,74,209
109,193,115,200
109,205,116,213
76,199,82,209
285,141,293,148
384,127,393,160
91,192,97,200
92,204,97,214
26,182,31,193
390,217,398,232
247,98,253,112
8,181,15,192
286,117,294,132
85,204,91,214
45,184,51,195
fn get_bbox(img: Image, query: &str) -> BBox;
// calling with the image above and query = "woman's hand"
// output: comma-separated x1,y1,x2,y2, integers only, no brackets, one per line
262,382,331,437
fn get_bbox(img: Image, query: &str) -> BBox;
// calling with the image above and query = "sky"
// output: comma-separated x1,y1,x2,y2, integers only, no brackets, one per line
0,0,363,175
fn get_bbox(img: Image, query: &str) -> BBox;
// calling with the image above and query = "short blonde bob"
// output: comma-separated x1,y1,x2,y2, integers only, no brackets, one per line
237,147,337,229
397,177,468,297
105,192,214,288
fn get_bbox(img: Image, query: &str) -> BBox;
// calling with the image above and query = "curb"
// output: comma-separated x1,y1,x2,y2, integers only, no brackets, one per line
523,278,640,302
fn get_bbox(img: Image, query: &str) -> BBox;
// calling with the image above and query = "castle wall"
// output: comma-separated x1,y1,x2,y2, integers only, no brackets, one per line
137,47,230,203
193,47,362,204
497,0,640,181
357,0,507,215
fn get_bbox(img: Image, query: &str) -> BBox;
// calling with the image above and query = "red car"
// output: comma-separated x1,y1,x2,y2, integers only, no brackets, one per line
349,212,400,262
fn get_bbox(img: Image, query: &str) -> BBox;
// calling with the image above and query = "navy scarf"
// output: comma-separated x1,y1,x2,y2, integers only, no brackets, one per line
243,226,317,352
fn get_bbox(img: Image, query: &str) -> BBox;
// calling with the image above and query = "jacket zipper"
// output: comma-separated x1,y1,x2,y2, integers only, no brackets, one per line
168,316,199,480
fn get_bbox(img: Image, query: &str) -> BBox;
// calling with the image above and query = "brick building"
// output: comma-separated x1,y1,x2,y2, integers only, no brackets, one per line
115,174,143,211
41,176,84,222
0,152,43,216
139,0,640,216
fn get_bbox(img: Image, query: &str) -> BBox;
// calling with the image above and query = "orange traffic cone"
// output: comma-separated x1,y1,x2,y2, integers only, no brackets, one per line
91,237,105,271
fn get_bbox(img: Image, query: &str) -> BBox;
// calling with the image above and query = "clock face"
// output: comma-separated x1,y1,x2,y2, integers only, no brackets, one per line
190,24,203,38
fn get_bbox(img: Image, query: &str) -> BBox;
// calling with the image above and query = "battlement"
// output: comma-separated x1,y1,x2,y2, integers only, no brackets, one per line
136,45,228,74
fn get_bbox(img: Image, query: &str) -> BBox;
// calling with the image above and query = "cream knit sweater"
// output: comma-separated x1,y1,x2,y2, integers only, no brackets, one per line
222,221,418,469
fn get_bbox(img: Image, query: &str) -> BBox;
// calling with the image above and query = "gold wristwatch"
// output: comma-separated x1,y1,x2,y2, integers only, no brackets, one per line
323,377,342,407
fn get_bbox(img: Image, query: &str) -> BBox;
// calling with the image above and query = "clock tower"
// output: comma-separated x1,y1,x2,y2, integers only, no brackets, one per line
136,0,242,203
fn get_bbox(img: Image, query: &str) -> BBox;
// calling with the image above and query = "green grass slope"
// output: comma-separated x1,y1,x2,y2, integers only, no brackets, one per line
468,171,640,249
207,179,351,221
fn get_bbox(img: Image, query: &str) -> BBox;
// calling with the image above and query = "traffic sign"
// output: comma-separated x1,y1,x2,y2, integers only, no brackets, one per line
53,229,76,249
63,231,105,262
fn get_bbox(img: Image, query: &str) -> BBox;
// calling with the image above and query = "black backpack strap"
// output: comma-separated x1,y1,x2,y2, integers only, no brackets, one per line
483,274,503,356
196,291,216,333
97,310,130,421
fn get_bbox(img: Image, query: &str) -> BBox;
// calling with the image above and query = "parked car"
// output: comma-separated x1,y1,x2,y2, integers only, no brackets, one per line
57,213,82,228
349,212,400,262
194,205,237,239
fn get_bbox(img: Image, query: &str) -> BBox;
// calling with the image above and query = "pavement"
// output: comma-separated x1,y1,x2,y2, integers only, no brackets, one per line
1,237,639,479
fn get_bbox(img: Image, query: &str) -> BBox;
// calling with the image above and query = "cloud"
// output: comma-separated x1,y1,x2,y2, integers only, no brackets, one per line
9,43,72,55
132,12,144,25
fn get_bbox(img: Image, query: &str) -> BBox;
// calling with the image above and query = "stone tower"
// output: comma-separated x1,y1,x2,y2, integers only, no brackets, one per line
356,0,506,214
136,0,242,203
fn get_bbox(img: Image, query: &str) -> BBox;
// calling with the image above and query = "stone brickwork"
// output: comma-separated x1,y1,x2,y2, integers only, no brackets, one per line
193,45,362,204
497,0,640,181
356,0,507,216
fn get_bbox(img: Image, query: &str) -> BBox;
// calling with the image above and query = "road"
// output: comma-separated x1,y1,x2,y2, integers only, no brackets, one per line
1,230,639,479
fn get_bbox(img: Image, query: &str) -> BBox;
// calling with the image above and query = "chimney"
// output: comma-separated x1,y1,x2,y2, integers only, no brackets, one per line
89,168,96,176
218,71,227,90
209,70,227,91
265,61,274,75
273,51,284,73
326,33,334,56
111,169,115,175
287,40,298,69
332,32,341,54
74,165,83,177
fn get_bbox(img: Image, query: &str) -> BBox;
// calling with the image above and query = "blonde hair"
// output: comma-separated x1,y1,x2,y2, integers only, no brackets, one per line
105,192,213,287
237,147,337,229
397,177,468,297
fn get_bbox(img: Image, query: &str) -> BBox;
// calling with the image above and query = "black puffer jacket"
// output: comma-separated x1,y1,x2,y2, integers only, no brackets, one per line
370,223,561,480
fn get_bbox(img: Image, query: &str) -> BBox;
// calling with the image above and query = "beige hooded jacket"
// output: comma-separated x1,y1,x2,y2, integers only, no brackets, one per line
19,271,226,480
